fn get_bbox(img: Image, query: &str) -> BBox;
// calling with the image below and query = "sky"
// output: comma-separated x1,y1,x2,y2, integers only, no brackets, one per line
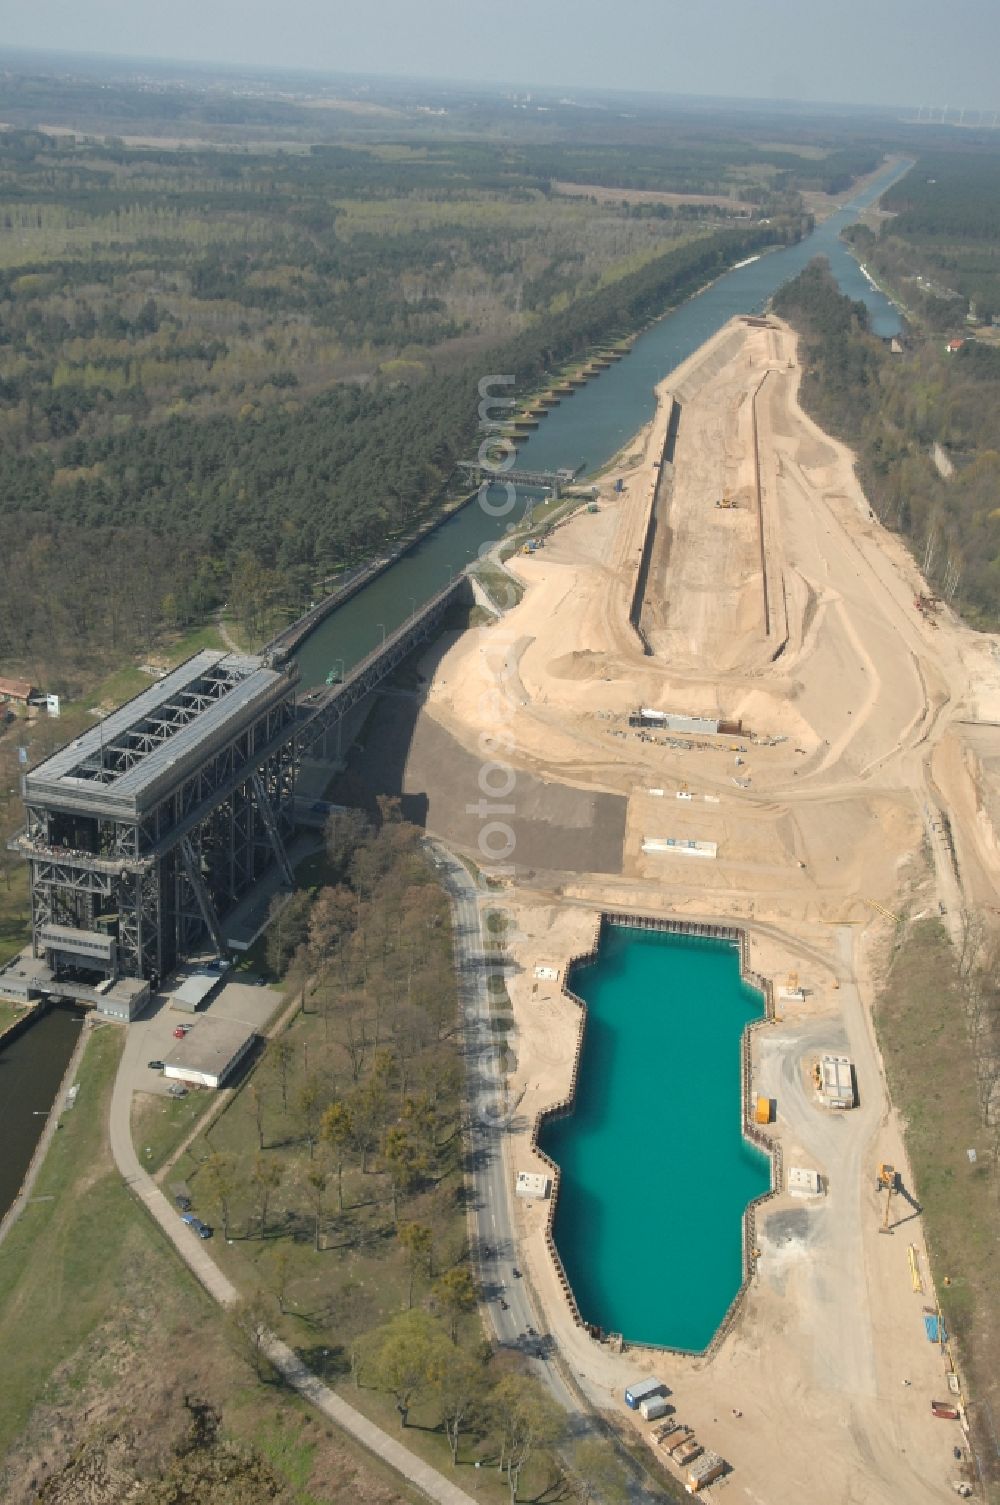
1,0,998,113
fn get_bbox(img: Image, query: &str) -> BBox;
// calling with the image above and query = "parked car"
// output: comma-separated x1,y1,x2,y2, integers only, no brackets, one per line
174,1194,192,1212
181,1213,213,1239
172,1027,188,1039
148,1059,164,1071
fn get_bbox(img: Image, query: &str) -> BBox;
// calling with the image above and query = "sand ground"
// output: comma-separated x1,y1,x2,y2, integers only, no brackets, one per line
389,316,1000,1502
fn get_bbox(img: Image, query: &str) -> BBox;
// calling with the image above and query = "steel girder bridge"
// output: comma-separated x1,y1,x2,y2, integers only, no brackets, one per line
456,459,582,498
295,576,468,758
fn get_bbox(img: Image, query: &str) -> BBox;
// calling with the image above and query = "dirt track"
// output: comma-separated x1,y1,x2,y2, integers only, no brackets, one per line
392,315,1000,1503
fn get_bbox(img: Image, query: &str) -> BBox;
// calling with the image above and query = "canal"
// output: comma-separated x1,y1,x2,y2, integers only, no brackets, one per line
0,1004,84,1223
294,157,909,688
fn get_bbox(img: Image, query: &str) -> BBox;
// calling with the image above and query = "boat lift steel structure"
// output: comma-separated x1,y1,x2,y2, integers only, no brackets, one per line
13,654,298,984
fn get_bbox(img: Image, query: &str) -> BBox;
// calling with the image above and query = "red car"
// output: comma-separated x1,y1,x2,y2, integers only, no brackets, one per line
173,1026,191,1039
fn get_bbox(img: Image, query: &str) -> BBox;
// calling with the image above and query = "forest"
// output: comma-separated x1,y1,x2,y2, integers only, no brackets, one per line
774,257,1000,624
857,148,1000,326
0,114,806,684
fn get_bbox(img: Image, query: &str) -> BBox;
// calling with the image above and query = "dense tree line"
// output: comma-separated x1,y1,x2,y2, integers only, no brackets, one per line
0,107,823,689
873,150,1000,324
1,213,799,664
775,258,1000,625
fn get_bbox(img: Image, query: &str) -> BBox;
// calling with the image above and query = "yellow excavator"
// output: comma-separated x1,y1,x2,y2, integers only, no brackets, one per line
876,1162,899,1234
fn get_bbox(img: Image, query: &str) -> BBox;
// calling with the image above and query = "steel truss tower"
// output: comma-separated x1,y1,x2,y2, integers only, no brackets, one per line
11,652,298,988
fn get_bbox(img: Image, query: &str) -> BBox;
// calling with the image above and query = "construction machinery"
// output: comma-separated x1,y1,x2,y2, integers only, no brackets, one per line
716,491,737,509
876,1162,900,1234
915,592,940,626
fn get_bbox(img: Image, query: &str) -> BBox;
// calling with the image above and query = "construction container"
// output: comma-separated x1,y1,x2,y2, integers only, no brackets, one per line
687,1451,726,1492
820,1054,855,1108
931,1401,960,1420
787,1166,822,1197
640,1395,671,1421
755,1096,772,1125
624,1377,664,1410
615,477,624,494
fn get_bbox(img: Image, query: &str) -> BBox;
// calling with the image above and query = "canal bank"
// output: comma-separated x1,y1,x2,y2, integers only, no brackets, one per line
293,157,910,690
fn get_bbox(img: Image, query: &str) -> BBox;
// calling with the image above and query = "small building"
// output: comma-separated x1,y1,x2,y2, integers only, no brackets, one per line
0,951,51,1002
0,945,148,1018
631,708,721,736
625,1377,665,1410
945,338,965,354
94,976,150,1022
820,1054,856,1109
788,1166,823,1197
515,1170,551,1199
162,1016,257,1088
166,962,230,1014
642,837,717,859
0,675,35,705
640,1395,671,1421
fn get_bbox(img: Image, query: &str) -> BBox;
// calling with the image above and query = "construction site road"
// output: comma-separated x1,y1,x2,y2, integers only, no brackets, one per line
431,840,669,1504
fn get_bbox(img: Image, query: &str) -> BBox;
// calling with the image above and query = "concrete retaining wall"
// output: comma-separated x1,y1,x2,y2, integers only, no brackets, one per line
532,911,779,1357
629,398,679,656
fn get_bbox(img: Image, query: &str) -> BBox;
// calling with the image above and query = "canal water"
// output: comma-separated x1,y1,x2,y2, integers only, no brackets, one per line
294,158,909,688
0,1003,83,1221
539,926,769,1352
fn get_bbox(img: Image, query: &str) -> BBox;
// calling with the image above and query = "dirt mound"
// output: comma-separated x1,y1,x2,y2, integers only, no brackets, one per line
547,650,607,680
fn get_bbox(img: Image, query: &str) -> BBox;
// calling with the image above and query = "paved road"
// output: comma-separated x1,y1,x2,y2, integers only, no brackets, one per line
108,1016,480,1505
430,842,668,1504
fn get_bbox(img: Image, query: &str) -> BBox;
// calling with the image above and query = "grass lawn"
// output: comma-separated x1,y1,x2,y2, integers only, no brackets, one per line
472,563,523,612
83,663,155,712
0,1026,167,1456
0,866,30,968
82,619,227,712
163,620,227,662
876,919,1000,1498
131,1086,217,1176
0,998,29,1037
0,998,28,1033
